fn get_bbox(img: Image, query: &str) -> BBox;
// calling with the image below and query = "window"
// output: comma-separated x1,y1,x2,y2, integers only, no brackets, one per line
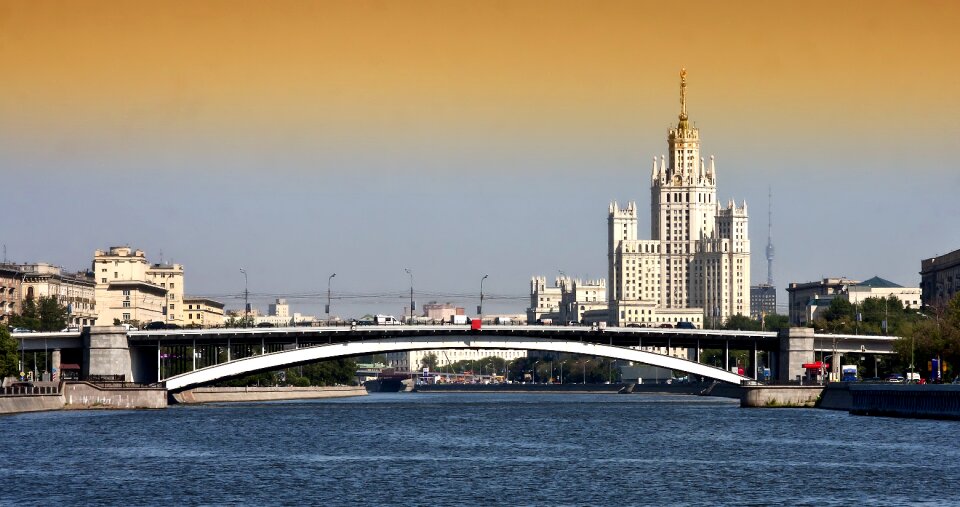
122,313,130,321
101,278,107,283
170,304,175,310
123,300,130,308
122,289,130,296
170,283,175,289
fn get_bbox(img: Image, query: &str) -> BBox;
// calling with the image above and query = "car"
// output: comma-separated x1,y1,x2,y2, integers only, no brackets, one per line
11,327,35,333
658,323,674,328
144,321,167,330
60,326,80,332
886,374,905,383
256,322,275,328
676,322,697,329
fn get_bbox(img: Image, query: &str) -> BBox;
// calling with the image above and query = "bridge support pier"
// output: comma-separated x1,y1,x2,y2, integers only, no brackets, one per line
83,326,132,381
778,327,815,384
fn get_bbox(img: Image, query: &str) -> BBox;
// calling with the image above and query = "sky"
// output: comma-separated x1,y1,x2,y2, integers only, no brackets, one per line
2,0,959,317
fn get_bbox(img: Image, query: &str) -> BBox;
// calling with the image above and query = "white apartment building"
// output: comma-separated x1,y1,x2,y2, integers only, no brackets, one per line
608,69,749,327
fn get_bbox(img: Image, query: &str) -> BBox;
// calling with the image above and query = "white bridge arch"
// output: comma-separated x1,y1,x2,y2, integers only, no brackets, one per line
162,335,750,391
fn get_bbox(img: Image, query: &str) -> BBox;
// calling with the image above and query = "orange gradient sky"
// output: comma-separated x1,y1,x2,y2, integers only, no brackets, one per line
3,0,959,176
2,0,959,314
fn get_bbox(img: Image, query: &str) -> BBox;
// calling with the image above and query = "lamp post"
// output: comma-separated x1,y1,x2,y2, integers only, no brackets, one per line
533,360,541,384
326,273,336,322
405,268,414,325
478,274,488,321
581,359,591,384
240,268,249,328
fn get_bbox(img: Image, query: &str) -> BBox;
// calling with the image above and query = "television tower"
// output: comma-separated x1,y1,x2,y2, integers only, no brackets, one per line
765,187,775,286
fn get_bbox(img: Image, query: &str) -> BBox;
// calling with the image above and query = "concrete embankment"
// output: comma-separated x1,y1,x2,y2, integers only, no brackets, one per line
2,381,167,415
172,385,367,404
415,383,625,394
847,384,960,420
63,382,167,409
740,386,825,408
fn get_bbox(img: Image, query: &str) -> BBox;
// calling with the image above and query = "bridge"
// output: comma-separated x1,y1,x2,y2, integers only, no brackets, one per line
13,325,899,391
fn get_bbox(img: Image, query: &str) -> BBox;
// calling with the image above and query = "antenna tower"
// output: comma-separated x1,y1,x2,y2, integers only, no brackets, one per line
765,187,775,286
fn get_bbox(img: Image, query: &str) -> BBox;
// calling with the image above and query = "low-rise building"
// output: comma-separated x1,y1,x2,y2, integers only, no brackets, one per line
385,349,528,372
20,263,97,327
422,302,464,322
921,248,960,308
184,298,225,328
787,276,920,326
786,277,858,326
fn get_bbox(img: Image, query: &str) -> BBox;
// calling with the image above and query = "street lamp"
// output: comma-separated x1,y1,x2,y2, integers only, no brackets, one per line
478,274,488,320
239,268,249,328
533,360,541,384
327,273,336,321
405,268,414,325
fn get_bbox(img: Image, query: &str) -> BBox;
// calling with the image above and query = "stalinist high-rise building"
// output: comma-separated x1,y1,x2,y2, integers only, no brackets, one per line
608,69,750,327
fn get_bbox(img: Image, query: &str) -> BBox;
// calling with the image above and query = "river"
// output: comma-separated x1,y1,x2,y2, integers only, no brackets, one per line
1,393,957,505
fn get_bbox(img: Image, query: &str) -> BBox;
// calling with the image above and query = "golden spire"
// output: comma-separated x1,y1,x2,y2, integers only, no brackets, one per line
679,67,688,122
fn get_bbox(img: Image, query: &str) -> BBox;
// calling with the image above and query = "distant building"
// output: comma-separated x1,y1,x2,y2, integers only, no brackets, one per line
19,263,97,327
846,276,921,309
184,298,225,328
147,263,185,326
921,248,960,308
385,349,528,372
422,302,464,322
750,284,777,320
786,278,858,326
0,265,23,325
527,276,611,325
787,276,919,326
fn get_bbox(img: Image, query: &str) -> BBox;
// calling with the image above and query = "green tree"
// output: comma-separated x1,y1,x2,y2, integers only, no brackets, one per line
723,314,760,331
420,352,439,370
0,327,19,377
762,313,789,332
10,295,68,332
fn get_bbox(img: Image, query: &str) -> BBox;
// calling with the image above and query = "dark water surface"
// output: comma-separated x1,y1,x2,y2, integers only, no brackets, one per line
2,393,958,506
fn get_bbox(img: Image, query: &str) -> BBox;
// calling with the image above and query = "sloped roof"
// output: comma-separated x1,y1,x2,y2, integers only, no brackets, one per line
855,276,902,288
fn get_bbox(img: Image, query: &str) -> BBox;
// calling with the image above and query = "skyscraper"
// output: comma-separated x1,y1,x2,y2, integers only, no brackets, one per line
608,69,750,327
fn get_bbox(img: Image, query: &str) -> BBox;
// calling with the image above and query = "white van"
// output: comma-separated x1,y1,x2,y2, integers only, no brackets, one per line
374,315,402,325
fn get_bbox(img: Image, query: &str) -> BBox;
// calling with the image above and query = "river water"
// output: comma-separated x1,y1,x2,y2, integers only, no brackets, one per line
1,393,958,506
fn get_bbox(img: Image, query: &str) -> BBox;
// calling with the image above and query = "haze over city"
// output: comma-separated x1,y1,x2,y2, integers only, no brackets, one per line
2,0,958,317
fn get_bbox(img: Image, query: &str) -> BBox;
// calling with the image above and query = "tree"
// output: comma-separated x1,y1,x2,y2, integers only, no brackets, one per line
9,295,68,332
723,314,760,331
899,294,960,380
762,313,789,332
0,327,19,377
420,353,438,370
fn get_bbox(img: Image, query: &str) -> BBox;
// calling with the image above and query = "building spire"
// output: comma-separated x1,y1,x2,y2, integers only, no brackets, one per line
679,67,688,121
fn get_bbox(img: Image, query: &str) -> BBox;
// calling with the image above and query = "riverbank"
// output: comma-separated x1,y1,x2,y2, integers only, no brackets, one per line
414,382,744,398
1,381,167,415
172,385,368,404
820,383,960,420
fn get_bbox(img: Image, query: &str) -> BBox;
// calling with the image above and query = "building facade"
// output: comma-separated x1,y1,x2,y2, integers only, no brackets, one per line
385,349,528,372
20,263,97,327
608,69,750,327
750,283,777,320
786,278,858,326
93,247,167,326
0,266,22,325
146,263,185,326
422,302,465,323
921,248,960,308
184,298,225,328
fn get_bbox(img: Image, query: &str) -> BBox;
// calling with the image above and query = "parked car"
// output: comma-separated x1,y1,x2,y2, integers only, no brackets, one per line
658,323,674,328
256,322,275,328
886,374,905,383
11,327,35,333
676,321,697,329
60,326,80,332
144,321,166,330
